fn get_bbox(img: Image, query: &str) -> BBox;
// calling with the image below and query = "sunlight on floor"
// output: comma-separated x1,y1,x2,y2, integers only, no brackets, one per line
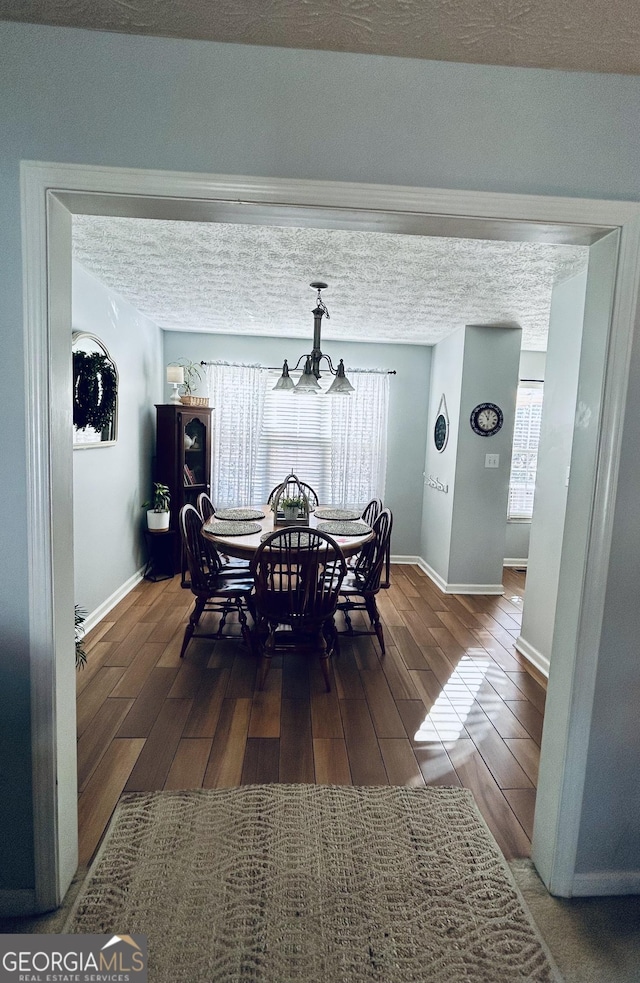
414,654,491,742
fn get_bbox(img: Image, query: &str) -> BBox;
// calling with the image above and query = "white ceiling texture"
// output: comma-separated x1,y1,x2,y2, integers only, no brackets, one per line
2,0,639,74
73,217,588,350
12,0,629,349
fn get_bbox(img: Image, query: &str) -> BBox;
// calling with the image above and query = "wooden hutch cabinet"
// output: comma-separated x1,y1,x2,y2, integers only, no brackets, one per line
154,404,213,577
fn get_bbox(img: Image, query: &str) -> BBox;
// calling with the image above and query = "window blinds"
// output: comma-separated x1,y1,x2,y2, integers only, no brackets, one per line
508,383,544,520
207,363,389,508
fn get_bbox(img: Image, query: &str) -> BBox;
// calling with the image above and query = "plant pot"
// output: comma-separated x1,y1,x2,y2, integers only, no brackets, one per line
147,510,170,532
283,506,299,520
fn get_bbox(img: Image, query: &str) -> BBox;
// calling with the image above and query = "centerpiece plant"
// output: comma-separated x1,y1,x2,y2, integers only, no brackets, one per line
281,494,305,519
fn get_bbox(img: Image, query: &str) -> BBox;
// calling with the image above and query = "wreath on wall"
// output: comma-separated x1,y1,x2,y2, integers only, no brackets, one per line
73,350,118,431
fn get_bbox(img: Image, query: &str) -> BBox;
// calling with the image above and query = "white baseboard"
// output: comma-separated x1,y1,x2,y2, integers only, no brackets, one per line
416,557,448,590
515,635,550,679
416,557,503,595
83,567,145,634
504,558,528,568
571,869,640,896
0,889,36,916
389,555,422,565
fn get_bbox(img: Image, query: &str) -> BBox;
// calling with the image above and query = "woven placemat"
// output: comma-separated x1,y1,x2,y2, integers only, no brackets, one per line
315,507,362,520
208,520,261,536
317,520,371,536
215,507,265,521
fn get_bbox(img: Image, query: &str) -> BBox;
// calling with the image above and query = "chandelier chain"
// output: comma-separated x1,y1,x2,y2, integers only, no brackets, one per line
315,285,330,319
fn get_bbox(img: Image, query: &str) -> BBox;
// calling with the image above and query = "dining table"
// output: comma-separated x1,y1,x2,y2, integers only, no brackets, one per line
200,504,374,561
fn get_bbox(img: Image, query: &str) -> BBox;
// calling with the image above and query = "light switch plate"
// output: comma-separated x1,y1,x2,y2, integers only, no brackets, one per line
485,453,500,469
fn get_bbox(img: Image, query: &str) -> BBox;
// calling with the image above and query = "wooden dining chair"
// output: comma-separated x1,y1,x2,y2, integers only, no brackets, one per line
346,497,383,572
196,491,216,522
250,527,347,691
337,508,393,655
357,498,390,587
361,497,383,527
196,492,251,578
179,504,255,658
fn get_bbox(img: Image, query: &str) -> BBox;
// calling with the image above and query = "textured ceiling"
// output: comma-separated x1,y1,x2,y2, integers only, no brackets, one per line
72,216,588,349
2,0,640,74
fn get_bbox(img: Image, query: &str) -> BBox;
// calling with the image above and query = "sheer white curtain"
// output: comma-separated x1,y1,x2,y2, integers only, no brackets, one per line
329,369,389,506
206,362,389,508
205,361,269,507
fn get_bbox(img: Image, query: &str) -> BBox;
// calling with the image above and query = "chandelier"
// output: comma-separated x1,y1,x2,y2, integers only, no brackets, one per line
273,282,355,395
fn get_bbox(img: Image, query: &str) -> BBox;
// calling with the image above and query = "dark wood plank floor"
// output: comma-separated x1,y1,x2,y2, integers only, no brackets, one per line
76,564,544,866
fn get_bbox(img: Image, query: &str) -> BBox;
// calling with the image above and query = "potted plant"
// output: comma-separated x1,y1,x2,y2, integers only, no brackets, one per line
281,495,304,520
75,605,88,670
143,482,171,531
174,359,208,406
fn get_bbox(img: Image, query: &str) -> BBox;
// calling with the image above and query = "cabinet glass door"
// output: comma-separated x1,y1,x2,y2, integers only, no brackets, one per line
183,417,207,487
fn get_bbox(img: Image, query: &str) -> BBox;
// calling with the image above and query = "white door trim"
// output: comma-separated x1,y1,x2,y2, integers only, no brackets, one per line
20,160,640,909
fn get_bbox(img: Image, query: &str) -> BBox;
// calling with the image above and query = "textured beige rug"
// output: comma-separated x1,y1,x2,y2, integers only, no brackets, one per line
65,785,562,982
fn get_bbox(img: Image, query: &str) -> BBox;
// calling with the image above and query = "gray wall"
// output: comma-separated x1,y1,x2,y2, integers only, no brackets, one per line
504,519,531,563
533,232,624,888
73,264,163,616
517,272,587,672
578,334,640,875
450,326,521,586
421,327,465,579
421,325,521,589
2,19,640,895
162,331,430,558
560,232,638,880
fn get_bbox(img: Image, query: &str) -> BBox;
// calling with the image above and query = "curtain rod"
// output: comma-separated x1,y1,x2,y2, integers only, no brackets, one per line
199,360,396,374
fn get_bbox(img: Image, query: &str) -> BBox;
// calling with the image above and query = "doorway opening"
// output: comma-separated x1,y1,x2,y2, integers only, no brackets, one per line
22,161,640,909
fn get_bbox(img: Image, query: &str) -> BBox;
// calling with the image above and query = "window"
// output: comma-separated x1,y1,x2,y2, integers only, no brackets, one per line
257,369,389,506
256,373,334,502
206,363,389,507
508,383,544,520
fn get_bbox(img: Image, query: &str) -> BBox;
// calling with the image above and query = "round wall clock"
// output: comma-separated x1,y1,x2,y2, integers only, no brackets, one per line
434,413,448,452
470,402,504,437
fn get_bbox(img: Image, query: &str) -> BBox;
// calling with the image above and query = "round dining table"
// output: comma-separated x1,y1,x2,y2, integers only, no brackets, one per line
201,504,374,560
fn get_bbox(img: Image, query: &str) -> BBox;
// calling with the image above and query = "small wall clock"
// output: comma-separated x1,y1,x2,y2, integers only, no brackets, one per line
470,402,503,437
433,394,449,452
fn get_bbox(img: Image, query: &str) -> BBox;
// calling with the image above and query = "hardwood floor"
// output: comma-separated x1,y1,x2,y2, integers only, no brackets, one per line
76,564,544,866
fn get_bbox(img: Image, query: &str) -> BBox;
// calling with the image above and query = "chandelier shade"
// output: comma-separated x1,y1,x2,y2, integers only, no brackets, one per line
272,359,296,391
326,359,355,395
273,282,354,396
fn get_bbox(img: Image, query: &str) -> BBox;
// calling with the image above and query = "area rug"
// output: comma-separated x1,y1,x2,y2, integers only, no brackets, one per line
65,785,562,982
